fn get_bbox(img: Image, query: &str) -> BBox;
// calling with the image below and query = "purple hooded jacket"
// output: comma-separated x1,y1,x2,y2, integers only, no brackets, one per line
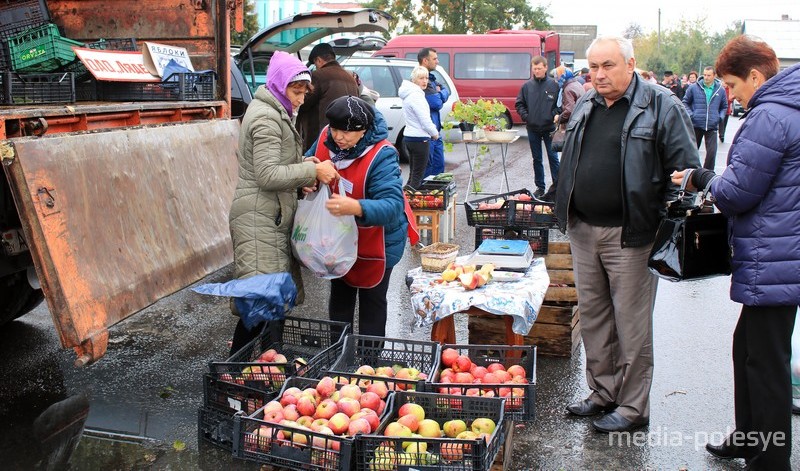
709,63,800,306
266,51,310,117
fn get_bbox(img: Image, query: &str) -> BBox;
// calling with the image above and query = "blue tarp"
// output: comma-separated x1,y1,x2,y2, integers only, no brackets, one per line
192,273,297,330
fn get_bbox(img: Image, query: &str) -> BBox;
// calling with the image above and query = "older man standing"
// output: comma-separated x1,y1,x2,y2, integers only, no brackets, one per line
555,37,700,433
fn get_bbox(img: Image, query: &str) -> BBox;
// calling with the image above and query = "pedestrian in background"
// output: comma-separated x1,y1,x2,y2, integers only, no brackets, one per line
417,48,450,178
555,36,699,434
516,56,560,199
297,43,359,152
305,96,418,337
673,35,800,471
719,82,733,142
660,70,684,100
399,66,439,189
228,52,338,354
683,66,728,169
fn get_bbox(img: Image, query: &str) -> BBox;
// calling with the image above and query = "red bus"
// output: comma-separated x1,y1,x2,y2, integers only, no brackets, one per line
375,30,560,125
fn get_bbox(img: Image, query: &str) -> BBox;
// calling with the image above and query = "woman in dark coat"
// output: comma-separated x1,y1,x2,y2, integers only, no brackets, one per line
673,35,800,470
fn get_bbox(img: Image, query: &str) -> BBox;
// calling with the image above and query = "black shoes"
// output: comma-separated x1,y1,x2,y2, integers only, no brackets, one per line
566,399,616,417
533,188,545,198
592,411,649,433
705,440,757,460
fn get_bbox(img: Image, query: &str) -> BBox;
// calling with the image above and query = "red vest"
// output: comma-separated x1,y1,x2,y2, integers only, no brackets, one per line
315,127,419,288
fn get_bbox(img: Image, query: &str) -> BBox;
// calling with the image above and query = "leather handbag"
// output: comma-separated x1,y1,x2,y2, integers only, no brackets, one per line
551,125,566,152
648,177,731,281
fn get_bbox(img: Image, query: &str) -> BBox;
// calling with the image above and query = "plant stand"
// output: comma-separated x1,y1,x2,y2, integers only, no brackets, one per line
463,137,518,203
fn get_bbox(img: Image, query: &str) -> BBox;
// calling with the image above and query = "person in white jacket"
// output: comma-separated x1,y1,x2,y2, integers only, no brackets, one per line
399,66,439,188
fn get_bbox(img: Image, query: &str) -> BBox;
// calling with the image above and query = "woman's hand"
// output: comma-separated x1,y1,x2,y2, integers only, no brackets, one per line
301,184,317,195
327,193,362,217
304,156,321,163
671,169,696,190
315,161,338,184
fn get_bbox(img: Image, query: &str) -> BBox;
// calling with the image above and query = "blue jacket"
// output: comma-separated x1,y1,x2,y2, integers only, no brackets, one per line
305,110,408,267
682,78,727,130
708,63,800,306
424,73,450,131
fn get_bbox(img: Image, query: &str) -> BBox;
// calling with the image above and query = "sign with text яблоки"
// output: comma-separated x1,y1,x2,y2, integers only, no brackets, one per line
143,42,195,77
72,48,159,82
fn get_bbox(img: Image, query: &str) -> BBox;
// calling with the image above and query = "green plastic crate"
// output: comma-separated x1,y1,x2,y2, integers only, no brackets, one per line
8,24,83,72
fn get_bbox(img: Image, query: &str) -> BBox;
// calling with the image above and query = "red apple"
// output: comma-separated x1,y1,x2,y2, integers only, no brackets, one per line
315,377,337,398
263,409,284,423
296,395,317,417
263,400,283,415
453,355,473,373
441,348,459,367
482,372,500,384
337,397,361,417
507,364,526,379
282,404,300,421
398,402,425,422
273,353,288,363
310,418,329,431
352,410,380,432
366,381,389,399
397,413,419,432
258,348,278,362
328,412,350,435
314,398,338,420
296,415,314,428
339,384,362,401
355,365,376,376
347,417,372,435
280,393,298,407
471,366,488,380
486,363,506,373
359,391,381,412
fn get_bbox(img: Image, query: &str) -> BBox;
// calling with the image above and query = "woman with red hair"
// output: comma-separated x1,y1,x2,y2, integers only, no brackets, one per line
673,35,800,470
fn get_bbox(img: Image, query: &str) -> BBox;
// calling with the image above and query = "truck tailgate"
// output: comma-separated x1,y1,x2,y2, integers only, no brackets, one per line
3,119,239,363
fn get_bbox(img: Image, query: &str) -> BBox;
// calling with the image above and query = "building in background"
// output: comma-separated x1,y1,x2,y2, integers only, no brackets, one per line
550,25,597,71
742,16,800,69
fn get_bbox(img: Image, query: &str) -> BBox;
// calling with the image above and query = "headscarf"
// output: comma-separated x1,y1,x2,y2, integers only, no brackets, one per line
266,51,310,117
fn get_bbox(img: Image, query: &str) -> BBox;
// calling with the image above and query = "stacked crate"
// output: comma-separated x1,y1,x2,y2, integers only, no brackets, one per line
406,177,457,244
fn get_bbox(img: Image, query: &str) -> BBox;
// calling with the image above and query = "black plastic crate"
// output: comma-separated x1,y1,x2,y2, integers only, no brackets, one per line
96,71,216,101
474,225,549,255
208,316,350,393
231,376,393,470
422,344,537,422
508,199,556,228
0,0,51,39
59,37,138,81
1,70,74,104
465,188,534,226
74,79,96,101
324,335,441,392
198,405,245,452
355,391,507,471
405,179,456,210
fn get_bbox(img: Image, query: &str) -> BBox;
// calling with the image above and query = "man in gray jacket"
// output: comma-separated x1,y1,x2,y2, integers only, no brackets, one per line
555,37,700,433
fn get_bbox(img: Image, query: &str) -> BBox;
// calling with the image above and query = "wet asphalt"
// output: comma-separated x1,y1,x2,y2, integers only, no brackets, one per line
2,117,799,470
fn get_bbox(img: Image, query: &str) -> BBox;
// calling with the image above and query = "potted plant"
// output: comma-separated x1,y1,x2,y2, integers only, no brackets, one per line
445,98,508,140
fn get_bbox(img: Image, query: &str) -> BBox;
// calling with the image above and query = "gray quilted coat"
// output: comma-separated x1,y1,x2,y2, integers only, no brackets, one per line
229,86,317,302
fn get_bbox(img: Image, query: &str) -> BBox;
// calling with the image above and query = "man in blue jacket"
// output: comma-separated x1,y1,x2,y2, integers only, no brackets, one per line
418,48,450,178
682,66,728,169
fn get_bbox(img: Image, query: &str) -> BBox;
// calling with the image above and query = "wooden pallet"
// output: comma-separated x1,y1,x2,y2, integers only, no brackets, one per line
469,241,581,357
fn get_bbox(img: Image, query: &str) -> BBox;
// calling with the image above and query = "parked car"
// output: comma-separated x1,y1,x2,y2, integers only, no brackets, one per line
732,99,744,117
339,56,460,161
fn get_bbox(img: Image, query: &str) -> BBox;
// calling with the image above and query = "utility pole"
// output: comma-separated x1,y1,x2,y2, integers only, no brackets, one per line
657,8,661,53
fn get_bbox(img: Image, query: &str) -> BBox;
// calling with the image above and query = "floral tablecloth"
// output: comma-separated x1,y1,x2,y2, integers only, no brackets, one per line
406,258,550,335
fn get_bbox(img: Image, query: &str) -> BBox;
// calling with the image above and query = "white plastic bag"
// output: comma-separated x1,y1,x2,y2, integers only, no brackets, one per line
291,182,358,279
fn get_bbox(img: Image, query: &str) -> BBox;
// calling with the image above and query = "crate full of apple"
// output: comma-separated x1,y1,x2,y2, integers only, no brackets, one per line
322,335,441,393
198,380,278,452
208,316,351,394
465,188,555,227
421,344,537,422
355,391,507,471
232,375,394,470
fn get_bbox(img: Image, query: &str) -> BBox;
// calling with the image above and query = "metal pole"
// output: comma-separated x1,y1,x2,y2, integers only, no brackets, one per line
657,8,661,53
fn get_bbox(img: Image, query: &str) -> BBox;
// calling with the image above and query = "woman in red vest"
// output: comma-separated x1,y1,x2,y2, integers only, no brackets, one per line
305,96,418,336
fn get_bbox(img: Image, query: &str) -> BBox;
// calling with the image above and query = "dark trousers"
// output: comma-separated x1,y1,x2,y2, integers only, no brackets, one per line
424,138,445,178
404,139,430,189
732,304,796,470
526,127,559,191
329,267,393,337
230,318,263,357
694,127,719,170
719,115,729,141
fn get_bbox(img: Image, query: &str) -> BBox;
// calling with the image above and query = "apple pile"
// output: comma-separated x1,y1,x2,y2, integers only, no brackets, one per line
218,348,291,388
243,375,389,456
367,401,498,467
435,348,528,408
440,263,495,290
334,364,428,392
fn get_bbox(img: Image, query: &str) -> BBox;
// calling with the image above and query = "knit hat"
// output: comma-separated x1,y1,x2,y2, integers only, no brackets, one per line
325,96,374,132
289,71,311,83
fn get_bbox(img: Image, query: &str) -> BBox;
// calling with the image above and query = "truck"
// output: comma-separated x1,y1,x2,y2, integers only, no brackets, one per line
375,30,561,125
0,0,245,366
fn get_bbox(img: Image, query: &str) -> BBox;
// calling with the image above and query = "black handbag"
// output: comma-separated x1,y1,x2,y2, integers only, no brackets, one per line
648,178,731,281
551,125,566,152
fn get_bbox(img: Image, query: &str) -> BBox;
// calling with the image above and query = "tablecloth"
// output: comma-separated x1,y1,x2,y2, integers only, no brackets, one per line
406,258,550,335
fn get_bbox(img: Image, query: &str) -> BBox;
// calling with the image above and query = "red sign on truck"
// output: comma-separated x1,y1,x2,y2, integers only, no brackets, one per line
72,47,160,82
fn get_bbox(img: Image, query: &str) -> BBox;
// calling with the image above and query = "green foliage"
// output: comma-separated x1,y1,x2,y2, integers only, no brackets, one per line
367,0,550,34
231,0,260,47
631,18,742,77
448,99,508,129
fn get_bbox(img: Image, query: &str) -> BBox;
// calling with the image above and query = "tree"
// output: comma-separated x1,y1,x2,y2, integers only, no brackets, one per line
623,23,644,40
365,0,550,34
231,0,259,47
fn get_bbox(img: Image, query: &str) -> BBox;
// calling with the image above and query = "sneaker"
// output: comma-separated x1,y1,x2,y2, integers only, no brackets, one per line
533,188,545,198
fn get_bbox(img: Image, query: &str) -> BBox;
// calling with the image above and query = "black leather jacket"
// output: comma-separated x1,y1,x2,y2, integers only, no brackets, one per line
555,74,700,247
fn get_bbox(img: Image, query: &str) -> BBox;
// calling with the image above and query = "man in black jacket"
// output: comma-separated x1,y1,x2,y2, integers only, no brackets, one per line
515,56,560,198
555,37,700,434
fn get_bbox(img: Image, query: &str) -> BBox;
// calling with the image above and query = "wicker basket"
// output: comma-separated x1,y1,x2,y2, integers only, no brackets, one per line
419,242,459,272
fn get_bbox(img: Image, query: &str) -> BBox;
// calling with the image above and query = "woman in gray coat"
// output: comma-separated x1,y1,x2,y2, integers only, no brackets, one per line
228,51,338,353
